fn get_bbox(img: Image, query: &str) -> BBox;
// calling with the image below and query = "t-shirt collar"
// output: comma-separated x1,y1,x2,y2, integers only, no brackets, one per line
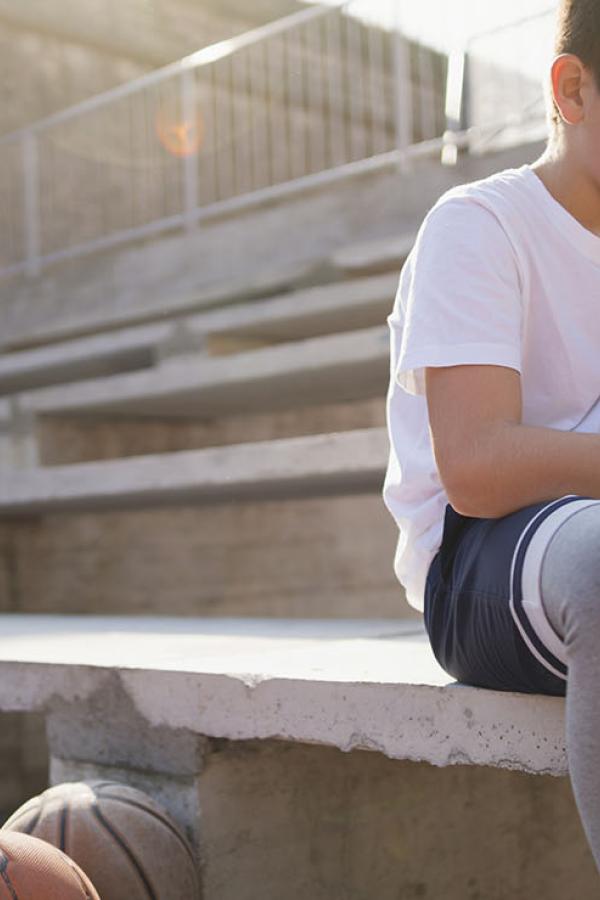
521,163,600,267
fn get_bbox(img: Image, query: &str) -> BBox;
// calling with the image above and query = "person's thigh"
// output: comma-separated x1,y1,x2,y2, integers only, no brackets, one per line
423,494,600,695
539,502,600,645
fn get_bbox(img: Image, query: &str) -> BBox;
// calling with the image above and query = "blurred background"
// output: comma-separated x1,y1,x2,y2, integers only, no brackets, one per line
0,0,565,856
0,0,556,283
0,0,562,487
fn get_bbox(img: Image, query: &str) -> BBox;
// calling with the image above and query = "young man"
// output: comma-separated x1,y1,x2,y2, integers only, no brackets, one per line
383,0,600,874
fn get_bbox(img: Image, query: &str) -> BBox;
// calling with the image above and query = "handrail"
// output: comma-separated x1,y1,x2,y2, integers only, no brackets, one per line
0,3,347,145
0,3,556,281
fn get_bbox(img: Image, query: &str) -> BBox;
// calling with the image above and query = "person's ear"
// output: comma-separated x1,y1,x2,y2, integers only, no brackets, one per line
550,53,587,125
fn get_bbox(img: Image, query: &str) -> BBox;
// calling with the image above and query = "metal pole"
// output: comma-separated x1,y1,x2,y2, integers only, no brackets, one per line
23,131,41,277
392,4,413,174
441,45,466,166
180,69,199,230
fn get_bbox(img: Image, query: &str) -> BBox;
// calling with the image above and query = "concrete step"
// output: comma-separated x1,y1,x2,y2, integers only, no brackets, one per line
2,255,336,352
0,272,399,396
0,322,171,395
330,232,416,276
0,427,387,516
19,325,389,421
182,271,400,351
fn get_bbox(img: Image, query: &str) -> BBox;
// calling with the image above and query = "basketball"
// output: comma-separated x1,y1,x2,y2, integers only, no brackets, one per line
1,780,201,900
0,830,100,898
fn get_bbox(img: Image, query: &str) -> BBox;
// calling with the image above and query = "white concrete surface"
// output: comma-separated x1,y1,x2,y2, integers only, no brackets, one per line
0,427,388,514
0,614,567,776
19,325,389,420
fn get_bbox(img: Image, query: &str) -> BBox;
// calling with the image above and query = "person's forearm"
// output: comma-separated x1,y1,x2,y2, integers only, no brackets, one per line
450,421,600,519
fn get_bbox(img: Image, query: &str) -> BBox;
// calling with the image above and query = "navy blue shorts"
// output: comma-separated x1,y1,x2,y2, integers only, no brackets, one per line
423,494,600,696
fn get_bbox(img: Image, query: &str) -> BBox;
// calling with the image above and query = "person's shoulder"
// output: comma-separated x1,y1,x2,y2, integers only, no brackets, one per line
400,166,527,294
424,164,527,225
412,165,528,256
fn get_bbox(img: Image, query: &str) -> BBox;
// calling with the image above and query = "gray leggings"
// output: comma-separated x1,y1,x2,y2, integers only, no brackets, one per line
540,502,600,874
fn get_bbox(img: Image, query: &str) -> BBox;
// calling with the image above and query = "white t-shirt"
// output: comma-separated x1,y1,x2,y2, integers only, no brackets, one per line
382,161,600,614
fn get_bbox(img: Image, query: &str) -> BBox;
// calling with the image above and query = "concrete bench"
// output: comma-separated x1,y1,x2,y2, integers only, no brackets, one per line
0,273,398,396
0,613,582,898
18,325,389,421
0,613,565,775
0,427,387,516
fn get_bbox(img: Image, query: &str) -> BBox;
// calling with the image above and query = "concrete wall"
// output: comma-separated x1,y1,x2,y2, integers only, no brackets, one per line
53,739,600,899
37,397,384,464
0,713,47,825
0,489,410,620
4,716,595,896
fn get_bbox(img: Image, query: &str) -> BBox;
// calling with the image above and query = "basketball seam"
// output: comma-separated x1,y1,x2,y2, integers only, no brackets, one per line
3,793,46,836
2,808,41,835
97,792,198,873
91,801,158,900
59,802,68,852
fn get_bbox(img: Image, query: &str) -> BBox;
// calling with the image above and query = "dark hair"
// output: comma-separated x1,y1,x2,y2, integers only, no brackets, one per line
549,0,600,131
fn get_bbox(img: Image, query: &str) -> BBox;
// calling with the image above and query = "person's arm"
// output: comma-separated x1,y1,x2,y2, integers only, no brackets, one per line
425,363,600,519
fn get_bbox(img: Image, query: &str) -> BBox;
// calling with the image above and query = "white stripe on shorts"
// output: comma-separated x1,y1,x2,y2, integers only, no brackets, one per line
510,495,600,679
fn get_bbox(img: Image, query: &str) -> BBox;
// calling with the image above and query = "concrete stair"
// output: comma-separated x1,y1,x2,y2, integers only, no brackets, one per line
0,427,387,515
19,325,389,420
0,271,401,395
0,136,573,897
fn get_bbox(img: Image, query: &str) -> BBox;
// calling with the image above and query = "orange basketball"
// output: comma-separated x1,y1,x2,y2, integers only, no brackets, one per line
2,779,200,899
0,830,100,898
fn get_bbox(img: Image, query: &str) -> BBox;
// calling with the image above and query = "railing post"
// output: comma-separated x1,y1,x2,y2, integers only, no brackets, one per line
180,68,199,231
441,44,467,166
391,8,413,175
22,131,41,277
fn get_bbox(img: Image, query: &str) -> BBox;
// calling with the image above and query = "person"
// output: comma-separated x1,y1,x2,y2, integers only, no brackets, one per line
382,0,600,875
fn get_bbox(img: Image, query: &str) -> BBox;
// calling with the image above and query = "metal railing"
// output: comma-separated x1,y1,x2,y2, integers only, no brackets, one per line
442,5,557,161
0,2,448,279
0,2,556,280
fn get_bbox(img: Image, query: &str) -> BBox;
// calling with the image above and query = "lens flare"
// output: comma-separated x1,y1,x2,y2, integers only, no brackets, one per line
155,109,204,157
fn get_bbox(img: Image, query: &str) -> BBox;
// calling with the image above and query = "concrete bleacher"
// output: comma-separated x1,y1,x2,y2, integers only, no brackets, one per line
0,427,387,515
2,134,588,896
0,320,172,394
18,325,389,421
1,614,595,898
330,232,417,276
0,271,400,396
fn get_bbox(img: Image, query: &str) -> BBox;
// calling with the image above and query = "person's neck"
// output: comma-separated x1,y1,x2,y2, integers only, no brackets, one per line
530,148,600,238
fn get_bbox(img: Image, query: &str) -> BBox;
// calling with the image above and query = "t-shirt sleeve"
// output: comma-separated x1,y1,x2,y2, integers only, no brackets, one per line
391,197,524,396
